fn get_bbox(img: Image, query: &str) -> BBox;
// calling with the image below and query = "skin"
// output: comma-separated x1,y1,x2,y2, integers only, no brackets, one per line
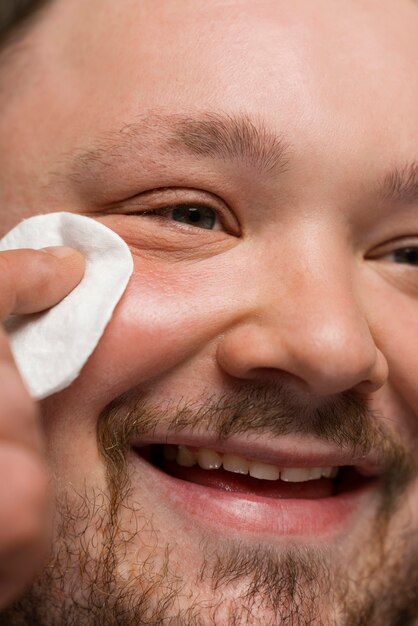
0,0,417,623
0,247,84,608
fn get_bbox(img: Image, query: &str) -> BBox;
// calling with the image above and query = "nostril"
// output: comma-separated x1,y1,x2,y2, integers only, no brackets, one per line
354,349,389,394
216,323,290,380
217,314,388,398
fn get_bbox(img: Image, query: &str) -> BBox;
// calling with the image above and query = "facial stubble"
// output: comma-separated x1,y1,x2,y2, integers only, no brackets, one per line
1,387,418,626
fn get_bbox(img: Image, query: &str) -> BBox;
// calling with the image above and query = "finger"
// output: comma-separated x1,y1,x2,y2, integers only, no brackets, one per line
0,443,48,610
0,247,85,319
0,349,42,452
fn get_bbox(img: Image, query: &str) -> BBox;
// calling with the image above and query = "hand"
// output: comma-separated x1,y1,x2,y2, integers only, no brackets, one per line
0,246,85,609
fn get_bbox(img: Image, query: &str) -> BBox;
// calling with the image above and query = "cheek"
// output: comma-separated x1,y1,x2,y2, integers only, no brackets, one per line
384,317,418,440
364,276,418,439
360,277,418,530
57,254,239,410
40,255,237,482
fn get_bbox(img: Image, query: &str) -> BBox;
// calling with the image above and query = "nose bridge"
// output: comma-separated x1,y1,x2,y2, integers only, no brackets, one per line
218,229,387,395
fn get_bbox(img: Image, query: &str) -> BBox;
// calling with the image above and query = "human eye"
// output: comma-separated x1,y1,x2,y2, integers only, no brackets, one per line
375,241,418,267
367,237,418,295
105,188,240,237
143,203,221,231
388,246,418,266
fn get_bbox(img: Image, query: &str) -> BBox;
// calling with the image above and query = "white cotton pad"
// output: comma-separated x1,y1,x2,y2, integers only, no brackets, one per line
0,212,134,400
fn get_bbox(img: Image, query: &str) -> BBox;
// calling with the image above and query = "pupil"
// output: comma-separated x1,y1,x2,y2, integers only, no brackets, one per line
189,209,201,223
394,248,418,265
172,205,216,230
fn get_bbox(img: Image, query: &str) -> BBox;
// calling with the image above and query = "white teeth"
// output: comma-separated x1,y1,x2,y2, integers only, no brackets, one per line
166,445,339,482
176,445,196,467
249,461,280,481
280,467,314,482
223,454,249,475
197,448,222,470
308,467,324,480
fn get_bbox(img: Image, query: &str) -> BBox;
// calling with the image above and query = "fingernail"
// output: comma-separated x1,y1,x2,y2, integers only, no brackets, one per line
41,246,77,258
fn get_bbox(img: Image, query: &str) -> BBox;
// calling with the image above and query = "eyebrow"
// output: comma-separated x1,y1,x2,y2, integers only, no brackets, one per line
170,112,289,173
66,111,290,187
378,161,418,205
62,113,418,210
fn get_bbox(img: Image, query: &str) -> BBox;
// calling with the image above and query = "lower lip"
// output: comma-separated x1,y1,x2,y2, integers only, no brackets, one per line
132,451,378,538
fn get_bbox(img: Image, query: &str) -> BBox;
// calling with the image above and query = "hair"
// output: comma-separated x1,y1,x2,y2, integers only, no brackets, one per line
0,0,51,48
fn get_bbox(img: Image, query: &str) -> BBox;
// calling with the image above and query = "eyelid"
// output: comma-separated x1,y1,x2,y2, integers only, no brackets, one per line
367,237,418,259
107,187,241,236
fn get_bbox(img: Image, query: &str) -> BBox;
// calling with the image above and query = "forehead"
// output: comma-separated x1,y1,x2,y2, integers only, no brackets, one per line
29,0,418,91
2,0,418,190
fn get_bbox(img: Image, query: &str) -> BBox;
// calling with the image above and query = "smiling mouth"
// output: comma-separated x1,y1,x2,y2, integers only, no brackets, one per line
135,444,371,499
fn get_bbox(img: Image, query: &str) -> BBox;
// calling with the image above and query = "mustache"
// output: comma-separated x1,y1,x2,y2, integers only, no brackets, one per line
97,383,416,488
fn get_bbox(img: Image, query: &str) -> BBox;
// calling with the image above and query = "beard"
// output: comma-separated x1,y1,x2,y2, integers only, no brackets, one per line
1,385,418,626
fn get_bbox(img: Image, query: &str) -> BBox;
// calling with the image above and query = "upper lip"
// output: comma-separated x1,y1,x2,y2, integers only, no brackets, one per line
131,431,386,477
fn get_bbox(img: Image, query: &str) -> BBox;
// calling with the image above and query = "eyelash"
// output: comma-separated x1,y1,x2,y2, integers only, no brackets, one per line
367,235,418,268
384,246,418,266
109,193,418,266
125,201,235,234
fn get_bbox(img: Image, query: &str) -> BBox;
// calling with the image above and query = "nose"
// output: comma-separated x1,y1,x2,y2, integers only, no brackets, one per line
217,238,388,397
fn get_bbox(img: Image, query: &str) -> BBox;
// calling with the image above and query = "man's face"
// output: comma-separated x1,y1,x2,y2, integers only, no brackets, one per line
1,0,418,624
